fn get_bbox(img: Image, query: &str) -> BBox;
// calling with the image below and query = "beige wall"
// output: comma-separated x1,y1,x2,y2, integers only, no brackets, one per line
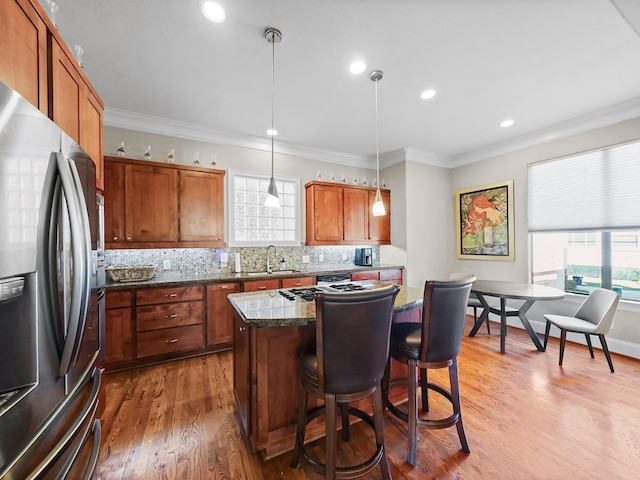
450,117,640,357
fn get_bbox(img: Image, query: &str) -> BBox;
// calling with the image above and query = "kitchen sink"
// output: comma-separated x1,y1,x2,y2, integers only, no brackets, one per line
245,270,300,276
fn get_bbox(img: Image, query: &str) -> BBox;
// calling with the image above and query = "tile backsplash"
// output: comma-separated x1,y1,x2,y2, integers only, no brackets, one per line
105,245,380,277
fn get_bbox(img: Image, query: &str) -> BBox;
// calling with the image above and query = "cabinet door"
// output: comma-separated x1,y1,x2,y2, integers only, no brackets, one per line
104,307,134,365
50,38,81,143
104,160,125,245
0,0,48,113
207,283,240,346
351,271,380,281
343,187,369,242
368,189,391,243
80,89,104,190
379,268,402,285
124,164,178,243
306,184,343,244
179,170,224,244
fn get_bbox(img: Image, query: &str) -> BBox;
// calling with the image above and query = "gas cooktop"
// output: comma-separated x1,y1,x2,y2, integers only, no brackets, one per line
278,283,373,302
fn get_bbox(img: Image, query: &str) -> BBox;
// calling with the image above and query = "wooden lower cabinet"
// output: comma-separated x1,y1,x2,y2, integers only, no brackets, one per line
242,279,280,292
104,290,134,366
280,276,315,288
135,286,204,359
379,268,403,285
207,282,240,347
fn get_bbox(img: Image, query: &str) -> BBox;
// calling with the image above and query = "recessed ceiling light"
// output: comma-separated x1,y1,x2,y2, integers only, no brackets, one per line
199,1,225,22
266,129,278,136
500,119,515,128
349,61,366,74
420,89,436,100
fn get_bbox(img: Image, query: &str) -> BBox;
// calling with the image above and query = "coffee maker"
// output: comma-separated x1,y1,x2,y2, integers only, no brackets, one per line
355,247,373,266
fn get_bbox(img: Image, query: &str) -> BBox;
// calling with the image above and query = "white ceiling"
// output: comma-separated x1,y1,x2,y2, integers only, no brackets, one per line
52,0,640,168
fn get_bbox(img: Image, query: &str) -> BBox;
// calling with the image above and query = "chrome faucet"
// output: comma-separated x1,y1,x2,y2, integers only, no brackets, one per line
266,245,276,274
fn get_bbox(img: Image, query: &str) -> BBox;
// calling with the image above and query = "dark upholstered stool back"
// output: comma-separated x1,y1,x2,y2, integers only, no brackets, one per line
420,279,474,363
316,285,400,395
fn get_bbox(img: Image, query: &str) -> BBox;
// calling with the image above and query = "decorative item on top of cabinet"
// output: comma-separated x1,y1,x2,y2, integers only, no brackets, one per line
103,156,226,249
104,290,134,367
135,286,204,359
305,181,391,246
206,283,240,347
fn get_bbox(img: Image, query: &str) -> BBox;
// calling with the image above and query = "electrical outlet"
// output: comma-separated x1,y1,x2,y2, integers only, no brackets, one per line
373,252,377,260
342,253,347,261
219,252,229,264
163,259,171,270
318,253,324,262
302,255,310,263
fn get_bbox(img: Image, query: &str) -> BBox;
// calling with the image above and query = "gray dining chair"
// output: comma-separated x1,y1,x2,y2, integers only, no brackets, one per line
543,288,619,372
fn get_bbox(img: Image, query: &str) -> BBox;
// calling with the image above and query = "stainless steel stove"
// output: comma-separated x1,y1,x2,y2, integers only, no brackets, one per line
278,282,373,302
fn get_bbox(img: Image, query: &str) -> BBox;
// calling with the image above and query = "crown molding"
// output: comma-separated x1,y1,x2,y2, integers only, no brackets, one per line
449,96,640,168
104,107,370,167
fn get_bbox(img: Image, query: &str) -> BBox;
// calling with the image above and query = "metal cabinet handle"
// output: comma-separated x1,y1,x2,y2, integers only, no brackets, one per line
294,282,301,286
239,326,246,332
113,236,118,241
165,338,178,344
165,293,178,297
126,237,132,241
218,236,221,240
221,285,229,289
165,313,178,318
258,286,266,290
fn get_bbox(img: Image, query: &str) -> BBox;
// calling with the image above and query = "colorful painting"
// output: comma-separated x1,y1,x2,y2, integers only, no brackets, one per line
455,180,514,261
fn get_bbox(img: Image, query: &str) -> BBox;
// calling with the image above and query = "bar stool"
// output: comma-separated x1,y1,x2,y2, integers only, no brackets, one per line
290,285,400,480
384,276,474,466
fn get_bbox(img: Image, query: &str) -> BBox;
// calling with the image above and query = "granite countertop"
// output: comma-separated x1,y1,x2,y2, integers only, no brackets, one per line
227,281,423,327
104,264,404,290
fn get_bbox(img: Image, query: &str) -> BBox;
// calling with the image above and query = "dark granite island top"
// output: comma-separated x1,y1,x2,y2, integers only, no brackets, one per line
227,281,424,327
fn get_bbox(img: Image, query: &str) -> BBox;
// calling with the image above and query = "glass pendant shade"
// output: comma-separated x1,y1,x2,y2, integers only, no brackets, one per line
372,188,386,216
265,176,280,208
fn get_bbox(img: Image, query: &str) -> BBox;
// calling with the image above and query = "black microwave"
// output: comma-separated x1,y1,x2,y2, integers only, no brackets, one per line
355,248,373,266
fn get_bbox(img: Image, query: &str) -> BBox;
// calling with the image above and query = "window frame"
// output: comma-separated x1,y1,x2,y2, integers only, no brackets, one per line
227,169,301,247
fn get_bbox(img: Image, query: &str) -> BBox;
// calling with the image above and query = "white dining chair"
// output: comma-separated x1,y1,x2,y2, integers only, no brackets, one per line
543,288,619,372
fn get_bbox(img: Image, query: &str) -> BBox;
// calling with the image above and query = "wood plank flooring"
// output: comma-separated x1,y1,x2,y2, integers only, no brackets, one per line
97,318,640,479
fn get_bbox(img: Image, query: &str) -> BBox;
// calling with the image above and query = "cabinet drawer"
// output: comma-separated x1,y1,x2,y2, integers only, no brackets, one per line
136,286,203,305
281,276,315,288
351,271,380,281
136,301,203,332
379,269,402,285
209,282,241,293
106,290,132,309
136,324,204,358
242,279,280,292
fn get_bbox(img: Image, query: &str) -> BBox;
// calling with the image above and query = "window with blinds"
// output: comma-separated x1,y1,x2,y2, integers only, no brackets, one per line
528,140,640,301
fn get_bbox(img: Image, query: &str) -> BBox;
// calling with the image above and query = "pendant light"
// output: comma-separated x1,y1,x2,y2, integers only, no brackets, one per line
264,27,281,209
370,70,386,216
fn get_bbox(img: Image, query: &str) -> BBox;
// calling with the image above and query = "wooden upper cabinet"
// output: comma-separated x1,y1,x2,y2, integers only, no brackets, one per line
343,187,369,242
80,88,104,190
305,181,391,246
50,37,81,142
0,0,48,113
305,183,343,244
368,189,391,244
125,163,178,243
104,157,226,249
179,170,225,245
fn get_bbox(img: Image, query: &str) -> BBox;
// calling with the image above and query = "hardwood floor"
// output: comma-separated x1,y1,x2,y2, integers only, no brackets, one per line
97,318,640,479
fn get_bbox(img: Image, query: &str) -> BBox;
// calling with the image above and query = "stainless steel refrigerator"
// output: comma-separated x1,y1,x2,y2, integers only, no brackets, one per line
0,81,105,478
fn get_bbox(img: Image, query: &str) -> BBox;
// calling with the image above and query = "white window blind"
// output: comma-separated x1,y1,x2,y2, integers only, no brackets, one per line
227,170,300,246
528,140,640,232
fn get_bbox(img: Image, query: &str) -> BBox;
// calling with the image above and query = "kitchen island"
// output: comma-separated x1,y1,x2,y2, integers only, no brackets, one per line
228,281,423,459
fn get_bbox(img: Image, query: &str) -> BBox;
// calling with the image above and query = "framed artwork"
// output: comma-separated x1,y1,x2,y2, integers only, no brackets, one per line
455,180,514,261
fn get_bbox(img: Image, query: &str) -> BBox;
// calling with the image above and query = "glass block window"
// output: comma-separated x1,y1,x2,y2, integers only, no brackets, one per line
228,170,301,246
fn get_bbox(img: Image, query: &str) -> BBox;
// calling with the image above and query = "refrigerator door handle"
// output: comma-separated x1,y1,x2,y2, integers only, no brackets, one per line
55,152,91,377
